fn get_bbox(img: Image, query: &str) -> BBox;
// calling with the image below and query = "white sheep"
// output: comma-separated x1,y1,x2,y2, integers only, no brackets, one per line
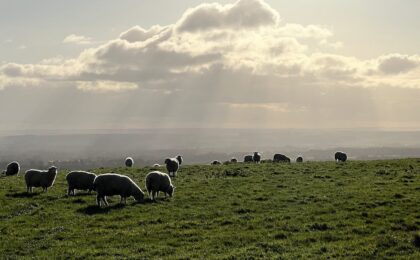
66,171,97,196
125,157,134,167
253,152,262,163
244,155,253,163
211,160,222,165
93,173,145,207
24,166,58,193
4,161,20,176
165,158,179,178
145,171,175,201
176,155,183,165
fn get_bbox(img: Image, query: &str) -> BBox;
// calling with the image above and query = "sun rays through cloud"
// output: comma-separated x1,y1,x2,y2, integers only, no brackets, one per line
1,0,420,130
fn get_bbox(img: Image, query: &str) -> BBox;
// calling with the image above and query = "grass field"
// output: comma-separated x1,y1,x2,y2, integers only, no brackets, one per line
0,159,419,259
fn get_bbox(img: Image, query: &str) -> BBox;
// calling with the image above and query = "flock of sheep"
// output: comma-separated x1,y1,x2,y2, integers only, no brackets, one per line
1,152,347,207
212,151,347,165
1,155,183,207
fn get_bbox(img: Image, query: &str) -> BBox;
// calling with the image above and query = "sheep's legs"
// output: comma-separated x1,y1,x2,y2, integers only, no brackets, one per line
96,195,101,207
27,186,31,193
103,197,109,206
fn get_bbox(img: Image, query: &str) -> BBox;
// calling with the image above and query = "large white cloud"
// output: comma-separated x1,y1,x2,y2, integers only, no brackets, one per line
2,0,418,92
176,0,279,32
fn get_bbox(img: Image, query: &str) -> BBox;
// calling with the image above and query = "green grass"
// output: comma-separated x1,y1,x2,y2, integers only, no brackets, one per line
1,159,420,259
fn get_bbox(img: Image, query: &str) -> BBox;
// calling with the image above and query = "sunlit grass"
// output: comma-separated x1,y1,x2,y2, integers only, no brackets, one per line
0,159,419,258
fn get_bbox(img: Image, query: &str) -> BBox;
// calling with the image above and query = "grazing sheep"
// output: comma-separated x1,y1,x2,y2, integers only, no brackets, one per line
145,171,175,201
230,157,238,163
253,152,261,163
125,157,134,167
296,156,303,163
153,163,161,168
24,166,58,193
93,173,145,207
165,158,179,178
335,152,347,162
4,161,20,176
244,155,253,163
66,171,97,196
273,154,291,163
176,155,183,165
211,160,222,165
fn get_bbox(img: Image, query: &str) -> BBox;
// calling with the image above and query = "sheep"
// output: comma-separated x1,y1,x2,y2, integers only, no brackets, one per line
165,158,179,178
125,157,134,167
335,152,347,162
4,161,20,176
253,152,261,163
176,155,183,165
153,163,161,168
244,155,253,163
93,173,145,207
145,171,175,201
211,160,222,165
66,171,97,196
24,166,58,193
273,154,291,163
230,157,238,163
296,156,303,163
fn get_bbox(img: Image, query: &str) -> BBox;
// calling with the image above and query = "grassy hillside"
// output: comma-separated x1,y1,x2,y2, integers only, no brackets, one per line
0,159,419,259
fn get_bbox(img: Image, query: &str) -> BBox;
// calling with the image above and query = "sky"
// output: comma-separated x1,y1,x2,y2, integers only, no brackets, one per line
1,0,420,131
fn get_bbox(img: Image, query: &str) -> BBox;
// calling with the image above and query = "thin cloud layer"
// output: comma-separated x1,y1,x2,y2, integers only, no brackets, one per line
63,34,93,45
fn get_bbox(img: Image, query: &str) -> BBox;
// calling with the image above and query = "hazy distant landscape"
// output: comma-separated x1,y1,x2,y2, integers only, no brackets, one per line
1,128,420,170
1,0,420,258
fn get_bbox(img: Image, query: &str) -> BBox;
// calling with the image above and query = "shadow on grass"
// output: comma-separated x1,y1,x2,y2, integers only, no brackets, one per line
67,192,95,197
77,204,126,215
78,199,152,215
6,192,39,198
76,196,161,215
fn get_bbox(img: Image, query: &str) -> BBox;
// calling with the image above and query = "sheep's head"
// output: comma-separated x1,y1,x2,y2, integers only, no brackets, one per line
176,155,183,164
48,166,58,174
133,190,145,203
125,157,133,167
167,185,175,197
